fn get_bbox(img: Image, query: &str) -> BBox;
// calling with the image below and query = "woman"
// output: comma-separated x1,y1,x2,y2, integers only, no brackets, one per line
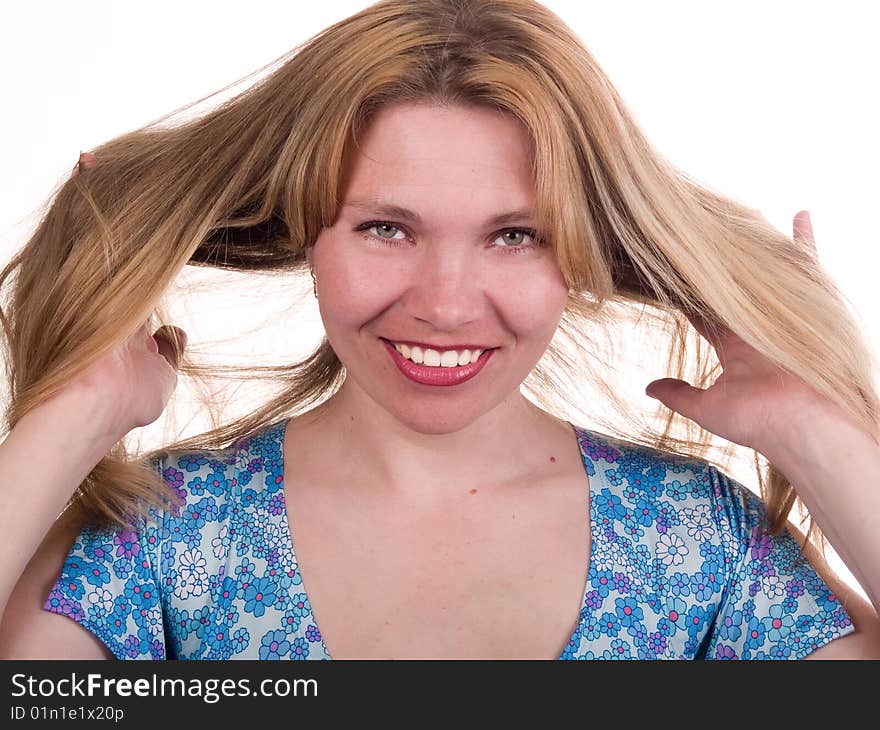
0,0,878,659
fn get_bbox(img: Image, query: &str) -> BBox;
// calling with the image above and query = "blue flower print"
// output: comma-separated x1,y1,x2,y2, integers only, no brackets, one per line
615,597,644,627
668,572,692,597
717,609,744,642
762,604,795,643
582,617,603,642
178,453,209,473
602,638,632,660
598,612,621,638
689,571,715,602
235,557,256,585
588,567,614,597
654,616,673,638
203,470,230,497
82,536,112,564
661,597,690,636
58,576,86,601
107,600,131,638
83,560,111,588
633,498,659,527
126,580,158,611
666,480,690,501
182,502,207,530
290,593,311,619
189,606,211,641
686,604,709,636
744,616,767,650
243,577,278,618
259,630,291,659
768,643,792,659
621,514,644,540
594,488,626,521
291,637,310,660
194,496,219,523
232,628,250,654
61,553,88,582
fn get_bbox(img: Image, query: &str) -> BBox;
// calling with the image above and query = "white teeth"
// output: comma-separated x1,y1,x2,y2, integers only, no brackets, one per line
422,348,440,366
392,342,484,367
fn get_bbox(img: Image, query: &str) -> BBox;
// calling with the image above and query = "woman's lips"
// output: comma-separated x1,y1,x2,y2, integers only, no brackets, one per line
382,338,496,386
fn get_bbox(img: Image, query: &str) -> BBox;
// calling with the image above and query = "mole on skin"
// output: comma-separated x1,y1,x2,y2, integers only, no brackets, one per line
469,488,478,495
550,455,556,463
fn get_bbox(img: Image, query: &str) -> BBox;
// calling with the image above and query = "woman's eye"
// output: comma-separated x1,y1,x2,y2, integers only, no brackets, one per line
494,229,535,248
368,223,406,240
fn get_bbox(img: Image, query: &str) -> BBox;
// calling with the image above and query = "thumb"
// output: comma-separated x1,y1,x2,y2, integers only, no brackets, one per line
645,378,705,422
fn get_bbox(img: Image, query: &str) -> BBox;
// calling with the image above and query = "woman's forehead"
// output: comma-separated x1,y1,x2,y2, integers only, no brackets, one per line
349,102,533,177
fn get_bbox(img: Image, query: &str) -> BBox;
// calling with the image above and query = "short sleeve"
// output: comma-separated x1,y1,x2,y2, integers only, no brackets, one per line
43,458,168,660
703,464,856,659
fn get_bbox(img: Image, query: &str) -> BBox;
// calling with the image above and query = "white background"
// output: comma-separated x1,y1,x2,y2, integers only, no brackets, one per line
2,1,877,598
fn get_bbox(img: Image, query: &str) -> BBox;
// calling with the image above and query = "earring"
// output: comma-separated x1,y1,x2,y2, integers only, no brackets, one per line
310,267,318,299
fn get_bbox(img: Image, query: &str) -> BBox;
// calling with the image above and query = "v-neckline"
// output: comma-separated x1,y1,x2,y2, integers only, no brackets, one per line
271,416,606,660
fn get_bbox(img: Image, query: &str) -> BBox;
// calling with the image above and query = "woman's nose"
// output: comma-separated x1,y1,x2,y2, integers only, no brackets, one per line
407,248,485,330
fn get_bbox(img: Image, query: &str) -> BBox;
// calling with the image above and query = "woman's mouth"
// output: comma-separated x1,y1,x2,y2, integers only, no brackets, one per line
380,338,497,386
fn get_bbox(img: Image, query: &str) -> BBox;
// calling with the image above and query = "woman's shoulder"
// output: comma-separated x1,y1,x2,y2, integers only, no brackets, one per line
571,423,715,501
570,423,761,554
157,416,288,518
154,416,290,562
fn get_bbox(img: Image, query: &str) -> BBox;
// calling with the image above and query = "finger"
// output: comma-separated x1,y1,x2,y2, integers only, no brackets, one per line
77,151,97,170
793,210,818,257
645,378,707,425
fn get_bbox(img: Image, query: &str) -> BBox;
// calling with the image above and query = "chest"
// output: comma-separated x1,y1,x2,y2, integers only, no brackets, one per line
281,465,592,659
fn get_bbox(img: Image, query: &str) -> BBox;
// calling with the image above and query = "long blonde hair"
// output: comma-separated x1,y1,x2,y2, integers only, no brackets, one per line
2,0,877,571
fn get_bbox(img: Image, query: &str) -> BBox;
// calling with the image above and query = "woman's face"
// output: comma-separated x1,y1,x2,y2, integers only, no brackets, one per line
309,102,570,433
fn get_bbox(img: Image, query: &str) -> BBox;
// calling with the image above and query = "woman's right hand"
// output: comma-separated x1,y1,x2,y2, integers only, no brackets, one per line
53,152,188,442
67,321,188,442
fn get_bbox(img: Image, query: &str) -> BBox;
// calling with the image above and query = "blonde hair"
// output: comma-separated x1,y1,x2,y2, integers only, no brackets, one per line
2,0,877,573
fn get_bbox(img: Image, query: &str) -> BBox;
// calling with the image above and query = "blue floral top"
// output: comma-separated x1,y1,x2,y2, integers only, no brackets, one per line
44,417,855,660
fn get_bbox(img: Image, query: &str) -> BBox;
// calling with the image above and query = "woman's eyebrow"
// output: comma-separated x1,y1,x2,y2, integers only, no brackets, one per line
342,199,536,226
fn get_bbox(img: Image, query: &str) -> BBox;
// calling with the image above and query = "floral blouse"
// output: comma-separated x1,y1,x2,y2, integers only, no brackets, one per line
44,416,855,659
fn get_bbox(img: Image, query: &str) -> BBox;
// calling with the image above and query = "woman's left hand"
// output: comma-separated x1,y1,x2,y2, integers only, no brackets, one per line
644,210,830,454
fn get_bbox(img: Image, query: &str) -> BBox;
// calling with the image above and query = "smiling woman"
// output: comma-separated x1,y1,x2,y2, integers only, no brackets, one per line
0,0,879,662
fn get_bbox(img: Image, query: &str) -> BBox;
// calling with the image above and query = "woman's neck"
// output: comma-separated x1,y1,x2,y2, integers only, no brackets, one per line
285,382,568,506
